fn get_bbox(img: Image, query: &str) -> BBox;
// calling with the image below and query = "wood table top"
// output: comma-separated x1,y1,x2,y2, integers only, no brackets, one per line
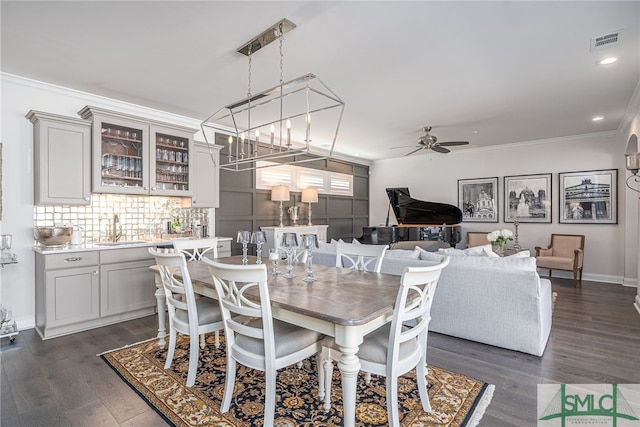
182,256,402,327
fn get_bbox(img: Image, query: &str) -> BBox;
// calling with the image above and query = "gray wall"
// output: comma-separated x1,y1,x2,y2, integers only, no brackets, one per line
214,134,369,254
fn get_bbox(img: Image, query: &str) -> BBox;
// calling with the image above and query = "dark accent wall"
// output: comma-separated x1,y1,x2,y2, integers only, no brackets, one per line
214,134,369,254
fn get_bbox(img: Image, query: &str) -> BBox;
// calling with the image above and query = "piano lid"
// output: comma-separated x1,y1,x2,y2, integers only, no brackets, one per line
386,187,462,225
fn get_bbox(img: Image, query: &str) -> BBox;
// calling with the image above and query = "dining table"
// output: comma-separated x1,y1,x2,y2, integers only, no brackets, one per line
151,255,402,427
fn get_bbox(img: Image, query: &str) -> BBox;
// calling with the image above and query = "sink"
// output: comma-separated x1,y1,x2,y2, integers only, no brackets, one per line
96,240,149,247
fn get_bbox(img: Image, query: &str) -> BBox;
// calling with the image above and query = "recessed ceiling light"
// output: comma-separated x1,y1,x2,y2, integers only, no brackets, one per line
592,116,604,121
473,130,479,134
597,57,618,65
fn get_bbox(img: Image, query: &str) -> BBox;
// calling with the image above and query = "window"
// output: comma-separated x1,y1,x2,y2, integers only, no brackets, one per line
256,161,352,196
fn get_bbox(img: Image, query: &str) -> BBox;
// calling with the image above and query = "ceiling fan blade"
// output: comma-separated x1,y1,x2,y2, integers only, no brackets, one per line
437,141,469,146
431,145,450,154
405,147,424,156
390,145,418,150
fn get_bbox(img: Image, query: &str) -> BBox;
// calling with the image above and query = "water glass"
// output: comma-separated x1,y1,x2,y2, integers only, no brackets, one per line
237,230,251,264
281,233,298,278
251,231,266,264
300,234,318,282
268,249,280,275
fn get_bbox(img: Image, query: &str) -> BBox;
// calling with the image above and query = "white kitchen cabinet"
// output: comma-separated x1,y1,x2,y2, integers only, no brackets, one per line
35,251,100,338
27,110,92,205
100,248,157,317
78,105,196,196
260,225,328,254
190,141,220,208
35,247,156,340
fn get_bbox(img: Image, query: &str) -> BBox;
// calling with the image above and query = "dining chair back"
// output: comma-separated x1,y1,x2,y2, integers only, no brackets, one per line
320,256,450,425
171,237,219,262
335,241,388,272
149,248,224,387
202,258,323,425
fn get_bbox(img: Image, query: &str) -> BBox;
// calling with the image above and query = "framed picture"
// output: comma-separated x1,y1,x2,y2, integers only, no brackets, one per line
559,169,618,224
458,177,498,222
503,173,552,223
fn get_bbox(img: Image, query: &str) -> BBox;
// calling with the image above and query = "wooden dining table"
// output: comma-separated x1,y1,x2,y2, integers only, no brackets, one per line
151,255,402,427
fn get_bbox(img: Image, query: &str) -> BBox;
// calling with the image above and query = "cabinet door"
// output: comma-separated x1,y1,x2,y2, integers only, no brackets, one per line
27,111,92,205
191,142,220,207
100,260,157,317
150,125,194,196
45,266,100,328
91,115,149,195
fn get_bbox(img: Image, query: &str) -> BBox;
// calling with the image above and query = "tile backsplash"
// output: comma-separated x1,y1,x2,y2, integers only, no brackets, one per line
34,194,208,244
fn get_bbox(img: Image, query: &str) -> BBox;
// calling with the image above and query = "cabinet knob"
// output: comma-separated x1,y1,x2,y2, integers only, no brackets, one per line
151,187,156,191
144,186,148,190
93,270,99,276
84,197,90,201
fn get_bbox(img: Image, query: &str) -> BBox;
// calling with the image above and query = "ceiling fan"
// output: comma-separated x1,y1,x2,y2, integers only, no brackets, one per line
392,126,470,155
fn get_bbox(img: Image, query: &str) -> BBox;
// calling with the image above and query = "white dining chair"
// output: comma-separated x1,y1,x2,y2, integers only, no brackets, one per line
171,237,219,261
171,237,222,349
335,241,388,272
319,257,450,426
149,248,224,387
202,258,323,426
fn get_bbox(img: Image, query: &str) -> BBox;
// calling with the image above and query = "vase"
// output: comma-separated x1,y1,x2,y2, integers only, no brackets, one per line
494,242,505,256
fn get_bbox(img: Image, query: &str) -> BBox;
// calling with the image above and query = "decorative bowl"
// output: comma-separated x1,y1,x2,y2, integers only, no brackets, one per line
34,226,73,247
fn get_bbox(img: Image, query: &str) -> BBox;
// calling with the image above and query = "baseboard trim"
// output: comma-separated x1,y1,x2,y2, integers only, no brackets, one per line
539,270,623,284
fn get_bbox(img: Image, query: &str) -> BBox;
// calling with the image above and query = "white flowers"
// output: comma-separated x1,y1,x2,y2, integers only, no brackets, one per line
486,229,514,245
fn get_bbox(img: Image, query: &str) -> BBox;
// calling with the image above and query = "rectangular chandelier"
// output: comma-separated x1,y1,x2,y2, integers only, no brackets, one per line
200,19,345,172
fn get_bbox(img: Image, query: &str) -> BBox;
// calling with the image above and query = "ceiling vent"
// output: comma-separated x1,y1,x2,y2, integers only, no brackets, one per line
590,30,623,51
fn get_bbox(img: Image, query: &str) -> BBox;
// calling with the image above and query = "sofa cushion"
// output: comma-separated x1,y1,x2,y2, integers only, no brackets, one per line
415,247,446,262
385,248,421,260
391,240,450,251
507,250,531,258
447,255,537,271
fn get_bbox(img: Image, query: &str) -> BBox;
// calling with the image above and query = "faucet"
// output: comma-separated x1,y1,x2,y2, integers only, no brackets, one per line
112,214,122,242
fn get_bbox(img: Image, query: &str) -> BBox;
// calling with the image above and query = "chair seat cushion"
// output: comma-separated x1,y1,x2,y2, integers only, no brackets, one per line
175,297,222,324
536,256,574,270
237,319,322,357
323,324,418,365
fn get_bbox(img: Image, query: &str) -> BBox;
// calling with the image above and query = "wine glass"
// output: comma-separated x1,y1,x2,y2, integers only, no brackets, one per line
281,233,298,278
300,234,318,282
251,231,266,264
237,230,251,264
268,249,280,275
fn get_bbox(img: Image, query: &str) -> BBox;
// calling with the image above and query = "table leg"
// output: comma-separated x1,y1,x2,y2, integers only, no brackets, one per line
337,345,361,427
154,272,166,348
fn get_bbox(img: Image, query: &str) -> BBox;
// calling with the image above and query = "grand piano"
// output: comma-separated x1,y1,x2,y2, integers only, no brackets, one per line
358,188,462,247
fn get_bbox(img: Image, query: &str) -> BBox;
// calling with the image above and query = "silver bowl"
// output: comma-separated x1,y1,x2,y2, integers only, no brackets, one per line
34,226,73,247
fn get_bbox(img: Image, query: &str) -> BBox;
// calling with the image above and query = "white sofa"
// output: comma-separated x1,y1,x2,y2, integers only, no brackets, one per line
311,243,553,356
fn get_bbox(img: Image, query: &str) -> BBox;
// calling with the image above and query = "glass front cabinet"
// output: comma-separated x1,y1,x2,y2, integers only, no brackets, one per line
78,106,196,196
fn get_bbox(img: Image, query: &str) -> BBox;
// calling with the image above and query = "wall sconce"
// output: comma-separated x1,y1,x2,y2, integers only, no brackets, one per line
271,185,290,227
301,188,319,226
625,134,640,193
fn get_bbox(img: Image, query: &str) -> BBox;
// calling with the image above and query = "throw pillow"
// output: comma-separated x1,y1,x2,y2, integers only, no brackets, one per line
463,244,493,256
481,248,500,257
417,247,446,262
438,247,465,256
385,248,421,260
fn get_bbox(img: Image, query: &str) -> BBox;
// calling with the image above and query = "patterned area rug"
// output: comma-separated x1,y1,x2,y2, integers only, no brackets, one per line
101,335,494,426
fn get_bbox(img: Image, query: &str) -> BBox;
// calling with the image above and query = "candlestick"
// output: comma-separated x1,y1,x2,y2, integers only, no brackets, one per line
513,220,521,251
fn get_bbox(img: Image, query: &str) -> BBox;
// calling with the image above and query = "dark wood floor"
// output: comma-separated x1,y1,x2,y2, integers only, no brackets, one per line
2,278,639,426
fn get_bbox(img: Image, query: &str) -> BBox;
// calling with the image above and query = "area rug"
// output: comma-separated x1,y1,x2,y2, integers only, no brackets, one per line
101,335,494,426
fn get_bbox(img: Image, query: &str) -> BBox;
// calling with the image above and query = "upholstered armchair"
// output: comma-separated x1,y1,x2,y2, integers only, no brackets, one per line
535,234,585,287
467,232,489,248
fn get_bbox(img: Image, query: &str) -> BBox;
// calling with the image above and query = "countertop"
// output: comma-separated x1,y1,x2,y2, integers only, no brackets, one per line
33,236,232,254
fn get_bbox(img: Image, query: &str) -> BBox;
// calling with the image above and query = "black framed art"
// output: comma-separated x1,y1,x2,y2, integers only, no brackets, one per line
559,169,618,224
458,177,498,223
504,173,552,223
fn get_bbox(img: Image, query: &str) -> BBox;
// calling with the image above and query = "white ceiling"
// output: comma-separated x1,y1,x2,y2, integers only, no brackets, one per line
2,1,639,161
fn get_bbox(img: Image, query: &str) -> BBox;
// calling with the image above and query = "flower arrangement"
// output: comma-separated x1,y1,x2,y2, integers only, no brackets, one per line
486,229,514,246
